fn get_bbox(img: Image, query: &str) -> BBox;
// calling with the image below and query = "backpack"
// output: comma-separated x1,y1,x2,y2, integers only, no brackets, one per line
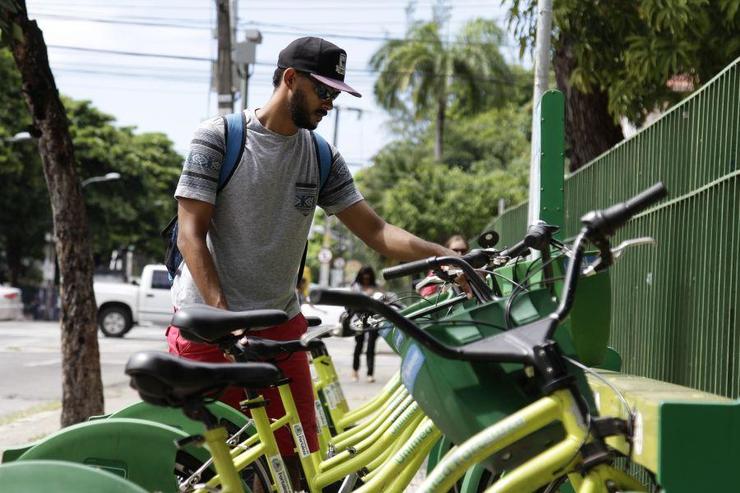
162,111,333,282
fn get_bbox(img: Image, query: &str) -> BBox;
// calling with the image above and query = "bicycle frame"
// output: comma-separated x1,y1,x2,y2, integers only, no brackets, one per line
203,378,434,493
419,389,646,493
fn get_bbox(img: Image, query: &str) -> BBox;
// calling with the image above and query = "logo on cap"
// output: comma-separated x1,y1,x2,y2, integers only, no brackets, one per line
336,53,346,76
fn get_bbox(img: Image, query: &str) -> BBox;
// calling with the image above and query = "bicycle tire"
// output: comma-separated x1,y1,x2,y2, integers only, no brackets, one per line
175,450,272,493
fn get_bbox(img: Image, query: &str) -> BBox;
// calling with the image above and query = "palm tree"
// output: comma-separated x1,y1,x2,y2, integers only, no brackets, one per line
370,19,512,161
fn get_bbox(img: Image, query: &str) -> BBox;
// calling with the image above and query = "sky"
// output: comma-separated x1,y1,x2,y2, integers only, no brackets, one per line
25,0,531,171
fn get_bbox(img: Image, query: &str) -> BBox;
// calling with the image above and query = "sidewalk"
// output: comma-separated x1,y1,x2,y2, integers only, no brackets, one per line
0,336,400,453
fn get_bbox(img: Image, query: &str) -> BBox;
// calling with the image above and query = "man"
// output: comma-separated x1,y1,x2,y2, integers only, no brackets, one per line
167,36,455,481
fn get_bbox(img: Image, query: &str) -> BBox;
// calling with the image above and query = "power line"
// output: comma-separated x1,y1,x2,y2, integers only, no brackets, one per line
53,67,208,83
48,44,520,86
31,12,516,47
48,44,212,62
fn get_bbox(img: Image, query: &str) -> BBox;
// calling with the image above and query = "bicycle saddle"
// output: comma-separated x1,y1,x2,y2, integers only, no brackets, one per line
172,304,289,344
125,351,282,407
238,336,325,361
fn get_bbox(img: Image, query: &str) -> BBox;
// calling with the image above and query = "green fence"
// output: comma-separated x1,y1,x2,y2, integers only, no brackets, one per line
493,57,739,397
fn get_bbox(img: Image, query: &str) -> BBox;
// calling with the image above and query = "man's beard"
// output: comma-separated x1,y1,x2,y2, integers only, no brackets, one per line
289,88,318,130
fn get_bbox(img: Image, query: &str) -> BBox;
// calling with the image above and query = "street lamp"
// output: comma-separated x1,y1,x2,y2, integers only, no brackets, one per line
81,172,121,188
7,131,32,143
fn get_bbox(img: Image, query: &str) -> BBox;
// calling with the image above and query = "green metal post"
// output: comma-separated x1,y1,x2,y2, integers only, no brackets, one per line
538,90,565,236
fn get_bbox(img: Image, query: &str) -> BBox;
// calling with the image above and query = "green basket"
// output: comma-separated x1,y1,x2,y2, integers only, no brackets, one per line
384,259,611,469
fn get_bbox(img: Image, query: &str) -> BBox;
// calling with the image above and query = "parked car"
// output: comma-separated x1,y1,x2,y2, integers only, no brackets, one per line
300,284,350,328
0,285,23,321
94,264,172,337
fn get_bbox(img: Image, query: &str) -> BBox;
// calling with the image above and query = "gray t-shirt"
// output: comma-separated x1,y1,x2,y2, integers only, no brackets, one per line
171,110,363,318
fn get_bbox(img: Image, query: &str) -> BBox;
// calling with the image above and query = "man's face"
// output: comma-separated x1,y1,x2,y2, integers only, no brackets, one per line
288,72,338,130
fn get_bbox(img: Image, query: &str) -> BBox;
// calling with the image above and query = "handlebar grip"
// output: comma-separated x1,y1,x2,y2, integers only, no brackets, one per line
382,258,436,280
310,289,370,310
461,249,489,269
500,240,529,259
594,182,667,235
623,182,668,217
524,222,559,250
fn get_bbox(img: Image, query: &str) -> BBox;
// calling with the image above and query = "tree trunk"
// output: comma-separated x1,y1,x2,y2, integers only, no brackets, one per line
553,36,624,172
435,98,445,161
5,234,22,286
5,4,104,425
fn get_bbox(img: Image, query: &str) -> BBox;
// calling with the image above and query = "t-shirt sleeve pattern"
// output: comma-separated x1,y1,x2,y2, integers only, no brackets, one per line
318,146,364,215
174,117,226,205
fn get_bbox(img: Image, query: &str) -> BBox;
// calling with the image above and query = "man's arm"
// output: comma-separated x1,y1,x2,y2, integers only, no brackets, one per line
336,200,454,261
176,197,228,309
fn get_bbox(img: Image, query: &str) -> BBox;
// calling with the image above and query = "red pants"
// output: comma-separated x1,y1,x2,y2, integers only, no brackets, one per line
166,313,318,457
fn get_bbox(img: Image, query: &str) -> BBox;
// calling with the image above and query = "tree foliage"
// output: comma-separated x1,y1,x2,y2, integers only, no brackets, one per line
370,18,514,160
507,0,740,124
0,48,47,285
356,103,530,245
0,48,183,284
67,99,182,264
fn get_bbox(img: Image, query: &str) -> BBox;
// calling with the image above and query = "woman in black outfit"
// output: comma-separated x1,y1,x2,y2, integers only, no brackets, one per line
351,266,379,382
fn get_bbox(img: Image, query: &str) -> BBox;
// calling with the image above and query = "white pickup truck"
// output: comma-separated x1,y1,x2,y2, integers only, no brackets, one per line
94,264,173,337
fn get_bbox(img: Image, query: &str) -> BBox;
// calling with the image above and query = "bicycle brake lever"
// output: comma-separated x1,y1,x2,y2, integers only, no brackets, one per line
582,236,656,276
611,236,656,260
299,324,339,346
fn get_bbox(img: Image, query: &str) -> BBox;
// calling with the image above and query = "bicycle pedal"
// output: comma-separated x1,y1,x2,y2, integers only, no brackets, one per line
174,434,205,449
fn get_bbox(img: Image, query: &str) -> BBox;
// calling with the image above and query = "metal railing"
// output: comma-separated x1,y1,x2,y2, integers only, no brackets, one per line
493,57,739,397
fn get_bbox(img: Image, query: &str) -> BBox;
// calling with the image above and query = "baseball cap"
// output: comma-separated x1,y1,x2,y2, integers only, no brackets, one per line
278,37,362,98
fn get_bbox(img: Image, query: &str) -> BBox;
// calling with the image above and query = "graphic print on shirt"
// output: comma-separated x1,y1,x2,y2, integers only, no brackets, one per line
294,182,317,216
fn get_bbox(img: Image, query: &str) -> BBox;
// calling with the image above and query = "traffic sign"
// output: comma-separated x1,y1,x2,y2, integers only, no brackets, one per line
318,248,333,264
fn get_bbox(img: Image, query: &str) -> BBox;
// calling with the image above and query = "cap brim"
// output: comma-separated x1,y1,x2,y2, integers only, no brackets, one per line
310,73,362,98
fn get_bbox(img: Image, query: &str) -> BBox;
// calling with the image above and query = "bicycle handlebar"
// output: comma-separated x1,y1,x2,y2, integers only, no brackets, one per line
581,182,667,237
382,258,437,280
382,249,491,280
382,253,494,302
499,240,529,259
315,182,669,369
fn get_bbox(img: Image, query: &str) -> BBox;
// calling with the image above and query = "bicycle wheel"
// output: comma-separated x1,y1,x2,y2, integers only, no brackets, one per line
175,451,272,493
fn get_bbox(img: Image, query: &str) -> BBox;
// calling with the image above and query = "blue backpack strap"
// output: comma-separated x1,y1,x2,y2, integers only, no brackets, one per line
219,112,246,191
311,132,332,191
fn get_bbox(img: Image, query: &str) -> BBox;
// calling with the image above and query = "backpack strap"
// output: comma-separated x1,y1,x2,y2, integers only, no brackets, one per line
218,111,247,191
311,132,332,191
297,132,333,288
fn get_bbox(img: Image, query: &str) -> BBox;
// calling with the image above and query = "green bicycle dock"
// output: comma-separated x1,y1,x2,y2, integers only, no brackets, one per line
587,370,740,492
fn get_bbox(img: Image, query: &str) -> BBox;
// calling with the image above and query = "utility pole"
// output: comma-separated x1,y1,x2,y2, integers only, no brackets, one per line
215,0,234,115
320,106,363,287
527,0,553,226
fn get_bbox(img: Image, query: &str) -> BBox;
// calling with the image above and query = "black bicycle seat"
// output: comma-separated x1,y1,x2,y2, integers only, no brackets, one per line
172,304,289,344
238,336,325,360
125,351,281,407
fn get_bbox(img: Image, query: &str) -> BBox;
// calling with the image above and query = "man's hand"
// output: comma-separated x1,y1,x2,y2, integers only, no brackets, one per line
454,272,474,299
437,247,474,298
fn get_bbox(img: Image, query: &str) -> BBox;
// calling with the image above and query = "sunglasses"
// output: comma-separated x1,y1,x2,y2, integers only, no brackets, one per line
301,72,341,102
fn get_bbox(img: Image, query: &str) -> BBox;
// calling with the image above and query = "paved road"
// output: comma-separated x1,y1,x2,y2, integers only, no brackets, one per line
0,319,400,451
0,321,168,417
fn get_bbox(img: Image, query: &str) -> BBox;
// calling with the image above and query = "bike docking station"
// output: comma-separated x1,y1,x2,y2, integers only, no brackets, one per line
1,87,739,493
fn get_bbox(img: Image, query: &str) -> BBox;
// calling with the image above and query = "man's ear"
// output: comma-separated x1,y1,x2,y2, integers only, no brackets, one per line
283,68,298,89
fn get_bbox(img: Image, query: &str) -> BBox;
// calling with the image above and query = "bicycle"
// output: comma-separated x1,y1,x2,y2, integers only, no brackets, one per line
159,302,456,493
311,183,668,492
